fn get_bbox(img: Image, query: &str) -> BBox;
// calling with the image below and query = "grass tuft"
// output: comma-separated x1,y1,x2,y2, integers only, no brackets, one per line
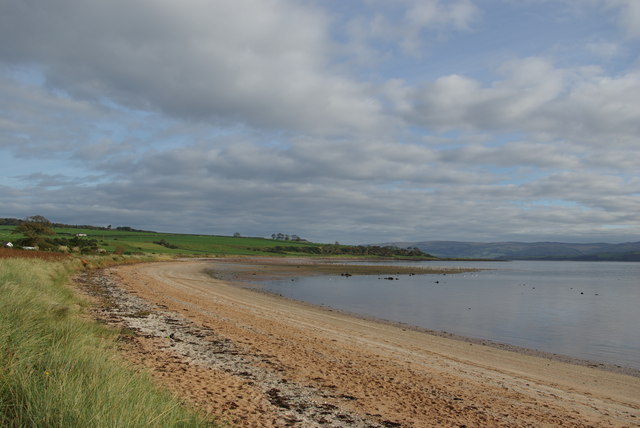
0,258,215,427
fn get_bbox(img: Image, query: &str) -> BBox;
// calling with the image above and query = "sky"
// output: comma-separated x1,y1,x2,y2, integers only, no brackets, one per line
1,0,639,244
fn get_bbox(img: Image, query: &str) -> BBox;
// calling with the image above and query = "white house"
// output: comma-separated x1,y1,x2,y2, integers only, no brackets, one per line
75,233,88,237
3,242,13,248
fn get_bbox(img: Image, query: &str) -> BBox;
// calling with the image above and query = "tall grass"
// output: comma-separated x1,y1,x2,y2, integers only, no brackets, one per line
0,258,215,427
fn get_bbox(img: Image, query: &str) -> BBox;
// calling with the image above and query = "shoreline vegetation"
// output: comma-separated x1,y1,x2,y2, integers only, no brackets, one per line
0,218,443,260
0,217,504,262
0,257,215,427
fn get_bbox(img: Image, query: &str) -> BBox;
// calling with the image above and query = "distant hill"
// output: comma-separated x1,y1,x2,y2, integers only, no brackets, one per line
377,240,640,261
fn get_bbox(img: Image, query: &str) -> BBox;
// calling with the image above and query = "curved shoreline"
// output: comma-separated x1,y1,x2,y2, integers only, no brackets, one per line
81,259,640,427
206,256,640,377
242,283,640,378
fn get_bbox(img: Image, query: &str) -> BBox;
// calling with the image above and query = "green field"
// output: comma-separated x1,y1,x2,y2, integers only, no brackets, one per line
1,225,434,259
1,225,321,256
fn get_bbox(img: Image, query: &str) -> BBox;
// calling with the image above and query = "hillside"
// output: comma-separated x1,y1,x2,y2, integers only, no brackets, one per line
380,240,640,261
0,220,433,259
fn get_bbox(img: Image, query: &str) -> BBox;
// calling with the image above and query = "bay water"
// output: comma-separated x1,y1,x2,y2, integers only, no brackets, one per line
261,260,640,370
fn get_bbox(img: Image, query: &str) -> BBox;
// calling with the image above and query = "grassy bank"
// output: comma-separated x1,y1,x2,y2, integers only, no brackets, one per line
0,258,215,427
0,225,320,257
1,224,435,259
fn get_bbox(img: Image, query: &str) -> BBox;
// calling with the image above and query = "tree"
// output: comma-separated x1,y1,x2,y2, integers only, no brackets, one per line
12,216,56,247
25,215,52,225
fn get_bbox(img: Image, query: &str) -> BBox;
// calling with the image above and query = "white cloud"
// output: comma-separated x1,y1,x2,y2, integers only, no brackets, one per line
389,57,640,149
439,141,581,170
406,0,478,31
340,0,480,60
0,74,104,156
402,0,480,54
603,0,640,37
542,70,640,146
1,0,639,244
0,0,386,136
586,41,623,58
395,57,565,131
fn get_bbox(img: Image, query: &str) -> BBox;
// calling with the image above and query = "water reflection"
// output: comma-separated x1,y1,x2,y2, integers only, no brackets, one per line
261,261,640,369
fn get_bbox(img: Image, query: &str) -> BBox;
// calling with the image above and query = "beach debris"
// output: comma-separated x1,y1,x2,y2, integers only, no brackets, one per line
76,269,389,428
339,394,357,400
267,388,292,409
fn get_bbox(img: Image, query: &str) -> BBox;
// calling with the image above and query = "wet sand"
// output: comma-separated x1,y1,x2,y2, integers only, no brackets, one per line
78,258,640,427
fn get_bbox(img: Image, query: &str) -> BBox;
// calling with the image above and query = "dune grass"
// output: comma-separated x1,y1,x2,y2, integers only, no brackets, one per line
0,258,215,427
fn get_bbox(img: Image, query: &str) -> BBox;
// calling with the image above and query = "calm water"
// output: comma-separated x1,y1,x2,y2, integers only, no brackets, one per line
261,260,640,370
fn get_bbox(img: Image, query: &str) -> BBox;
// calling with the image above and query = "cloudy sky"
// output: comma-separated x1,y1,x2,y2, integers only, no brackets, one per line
1,0,639,244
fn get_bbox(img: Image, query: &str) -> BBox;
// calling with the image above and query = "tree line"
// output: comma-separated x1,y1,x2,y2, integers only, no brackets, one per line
270,233,306,241
7,216,99,254
1,217,152,233
263,244,433,258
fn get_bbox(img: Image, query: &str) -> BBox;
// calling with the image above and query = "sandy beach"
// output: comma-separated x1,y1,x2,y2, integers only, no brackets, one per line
76,259,640,427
